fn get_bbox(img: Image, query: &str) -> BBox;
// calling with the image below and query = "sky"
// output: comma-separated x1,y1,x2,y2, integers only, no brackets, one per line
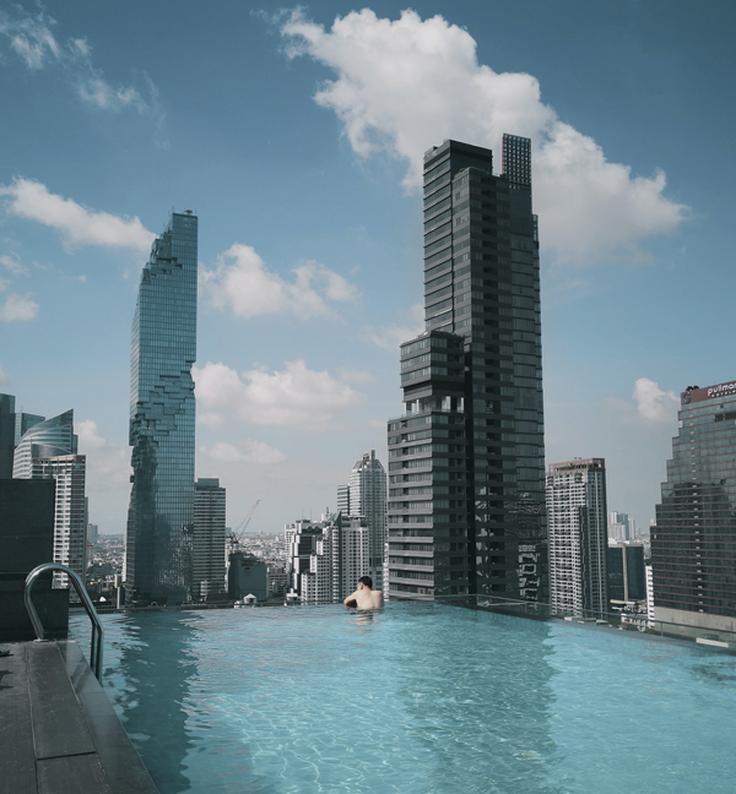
1,0,734,536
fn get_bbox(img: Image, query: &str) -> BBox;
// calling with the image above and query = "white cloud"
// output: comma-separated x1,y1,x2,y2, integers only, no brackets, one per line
75,419,107,450
0,178,154,252
0,253,29,276
0,292,38,322
281,8,687,263
367,303,424,351
201,243,357,319
197,411,225,429
202,440,287,465
193,359,360,429
633,378,679,422
0,7,163,121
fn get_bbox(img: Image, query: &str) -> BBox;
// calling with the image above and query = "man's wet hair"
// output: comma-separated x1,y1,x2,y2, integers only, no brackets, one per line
358,576,373,589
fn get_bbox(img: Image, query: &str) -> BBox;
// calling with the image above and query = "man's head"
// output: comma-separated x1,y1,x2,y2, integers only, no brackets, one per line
357,575,373,590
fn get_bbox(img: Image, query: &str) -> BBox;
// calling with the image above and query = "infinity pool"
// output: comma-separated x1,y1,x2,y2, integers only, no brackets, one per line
70,603,736,793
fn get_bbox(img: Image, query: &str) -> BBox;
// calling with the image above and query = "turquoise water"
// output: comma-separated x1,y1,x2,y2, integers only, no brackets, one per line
70,604,736,793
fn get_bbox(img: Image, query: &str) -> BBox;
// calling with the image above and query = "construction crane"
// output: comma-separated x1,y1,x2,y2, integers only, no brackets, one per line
227,499,261,551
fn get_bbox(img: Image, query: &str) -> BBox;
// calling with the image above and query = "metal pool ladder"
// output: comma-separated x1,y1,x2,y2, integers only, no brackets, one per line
24,562,104,681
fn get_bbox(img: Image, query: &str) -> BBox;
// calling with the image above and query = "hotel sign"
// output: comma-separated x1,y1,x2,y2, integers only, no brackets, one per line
683,380,736,404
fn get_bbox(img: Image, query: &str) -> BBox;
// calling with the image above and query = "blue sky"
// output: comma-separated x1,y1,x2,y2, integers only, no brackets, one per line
1,1,734,535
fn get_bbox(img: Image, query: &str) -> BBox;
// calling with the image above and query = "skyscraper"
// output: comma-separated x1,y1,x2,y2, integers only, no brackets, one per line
347,450,387,587
192,478,226,601
546,458,608,617
387,136,545,601
13,410,87,586
651,380,736,634
126,211,198,604
0,394,15,478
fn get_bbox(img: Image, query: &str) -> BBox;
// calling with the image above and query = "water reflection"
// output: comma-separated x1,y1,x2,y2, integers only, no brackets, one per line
111,611,200,793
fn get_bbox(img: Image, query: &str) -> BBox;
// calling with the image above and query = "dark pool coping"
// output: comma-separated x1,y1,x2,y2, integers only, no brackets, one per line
0,639,158,793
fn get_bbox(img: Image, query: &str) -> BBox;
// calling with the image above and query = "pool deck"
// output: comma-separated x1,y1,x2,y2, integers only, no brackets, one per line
0,640,158,794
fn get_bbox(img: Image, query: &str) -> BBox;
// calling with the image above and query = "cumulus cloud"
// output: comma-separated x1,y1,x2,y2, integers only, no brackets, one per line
201,243,357,319
281,8,687,263
633,378,679,422
0,178,154,252
202,440,287,465
75,419,107,450
0,291,38,322
0,7,163,121
367,303,424,351
193,359,360,429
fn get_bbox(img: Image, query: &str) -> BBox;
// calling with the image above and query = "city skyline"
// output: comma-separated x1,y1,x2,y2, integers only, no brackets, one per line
2,2,735,537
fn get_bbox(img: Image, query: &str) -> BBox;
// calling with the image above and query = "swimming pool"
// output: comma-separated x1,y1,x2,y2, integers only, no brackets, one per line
70,603,736,793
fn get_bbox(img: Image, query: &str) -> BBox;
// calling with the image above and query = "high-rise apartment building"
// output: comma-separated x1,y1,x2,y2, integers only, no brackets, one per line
126,211,198,604
336,484,351,516
347,450,387,588
192,478,226,601
546,459,608,617
13,410,87,585
387,136,545,601
652,380,736,633
285,514,369,604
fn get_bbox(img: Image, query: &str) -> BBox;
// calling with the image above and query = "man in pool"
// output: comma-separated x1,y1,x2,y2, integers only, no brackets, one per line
343,576,383,610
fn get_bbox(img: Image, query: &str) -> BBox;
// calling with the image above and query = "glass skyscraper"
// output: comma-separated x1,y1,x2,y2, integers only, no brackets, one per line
652,380,736,634
387,136,546,601
126,211,198,604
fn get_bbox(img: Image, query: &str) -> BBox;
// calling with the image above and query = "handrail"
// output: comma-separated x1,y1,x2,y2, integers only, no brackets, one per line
24,562,104,681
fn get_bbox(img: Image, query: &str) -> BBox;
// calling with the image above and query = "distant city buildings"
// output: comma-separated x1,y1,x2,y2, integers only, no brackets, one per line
12,409,87,586
126,211,198,605
228,552,268,601
338,450,387,589
546,458,608,617
387,135,546,602
285,514,369,604
652,381,736,634
192,478,226,601
608,511,639,542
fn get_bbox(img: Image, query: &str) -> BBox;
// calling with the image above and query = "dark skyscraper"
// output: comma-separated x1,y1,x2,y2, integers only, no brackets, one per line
652,380,736,634
0,393,15,478
126,211,198,604
387,136,545,601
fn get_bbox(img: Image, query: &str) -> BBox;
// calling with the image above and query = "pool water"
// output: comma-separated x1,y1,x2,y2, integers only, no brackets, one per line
71,603,736,793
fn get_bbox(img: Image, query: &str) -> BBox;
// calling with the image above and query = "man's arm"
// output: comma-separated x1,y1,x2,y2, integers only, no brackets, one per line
343,590,359,606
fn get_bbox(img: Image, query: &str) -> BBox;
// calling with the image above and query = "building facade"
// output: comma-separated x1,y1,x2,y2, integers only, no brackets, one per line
607,543,646,607
387,135,546,601
0,394,14,479
13,410,87,586
126,211,198,604
652,380,736,633
546,458,608,617
193,478,226,601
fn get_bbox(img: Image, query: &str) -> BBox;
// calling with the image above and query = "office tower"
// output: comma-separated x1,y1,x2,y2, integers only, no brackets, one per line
15,411,44,445
285,519,323,594
13,410,87,586
192,478,226,601
337,484,351,516
348,450,387,587
546,459,608,617
651,380,736,633
387,135,545,601
607,543,646,607
87,523,99,545
0,394,15,478
228,552,268,601
126,211,198,604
